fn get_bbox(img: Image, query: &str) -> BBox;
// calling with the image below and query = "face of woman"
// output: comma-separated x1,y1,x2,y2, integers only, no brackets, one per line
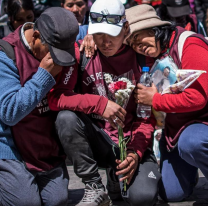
62,0,87,24
127,29,161,58
12,8,34,30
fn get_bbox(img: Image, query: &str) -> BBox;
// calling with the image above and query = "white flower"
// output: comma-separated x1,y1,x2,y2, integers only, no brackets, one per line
115,90,129,107
116,90,129,99
128,85,135,91
118,77,131,85
115,93,125,106
119,77,135,91
104,73,113,84
124,89,132,95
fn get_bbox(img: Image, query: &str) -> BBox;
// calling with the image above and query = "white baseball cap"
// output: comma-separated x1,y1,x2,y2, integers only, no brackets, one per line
88,0,126,37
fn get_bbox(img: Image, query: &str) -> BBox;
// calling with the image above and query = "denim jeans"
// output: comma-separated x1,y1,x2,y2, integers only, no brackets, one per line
0,160,69,206
159,123,208,202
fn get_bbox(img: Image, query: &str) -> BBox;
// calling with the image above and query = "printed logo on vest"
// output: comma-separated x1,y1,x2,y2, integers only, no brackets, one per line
92,83,107,97
64,67,74,85
37,97,50,114
148,171,156,179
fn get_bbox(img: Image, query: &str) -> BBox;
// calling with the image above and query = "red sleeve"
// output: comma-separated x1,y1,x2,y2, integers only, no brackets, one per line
153,37,208,113
48,66,108,116
127,115,156,160
57,92,108,115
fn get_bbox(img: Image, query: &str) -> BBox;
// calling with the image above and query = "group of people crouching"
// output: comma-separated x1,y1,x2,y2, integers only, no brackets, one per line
0,0,207,205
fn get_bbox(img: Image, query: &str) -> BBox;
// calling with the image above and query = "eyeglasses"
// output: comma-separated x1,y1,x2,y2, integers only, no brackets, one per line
90,12,126,24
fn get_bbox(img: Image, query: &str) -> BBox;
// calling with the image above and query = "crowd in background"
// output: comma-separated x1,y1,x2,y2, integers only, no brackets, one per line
0,0,207,206
1,0,208,38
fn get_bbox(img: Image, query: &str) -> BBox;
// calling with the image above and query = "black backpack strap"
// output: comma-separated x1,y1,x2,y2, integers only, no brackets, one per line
76,40,90,72
81,52,90,72
136,52,146,69
75,41,91,92
0,39,16,64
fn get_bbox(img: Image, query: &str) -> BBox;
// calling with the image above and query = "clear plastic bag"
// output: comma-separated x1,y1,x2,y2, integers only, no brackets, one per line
150,56,178,93
150,56,206,128
162,70,206,94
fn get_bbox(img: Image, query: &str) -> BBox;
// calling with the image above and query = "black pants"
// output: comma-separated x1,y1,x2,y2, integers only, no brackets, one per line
56,110,161,206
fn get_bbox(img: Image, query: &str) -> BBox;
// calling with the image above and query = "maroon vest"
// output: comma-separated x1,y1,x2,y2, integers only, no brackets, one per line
187,14,198,33
164,27,208,151
81,45,141,144
3,27,65,171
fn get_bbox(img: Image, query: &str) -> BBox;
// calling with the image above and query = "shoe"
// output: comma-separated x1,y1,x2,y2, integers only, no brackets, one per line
76,183,112,206
106,168,122,200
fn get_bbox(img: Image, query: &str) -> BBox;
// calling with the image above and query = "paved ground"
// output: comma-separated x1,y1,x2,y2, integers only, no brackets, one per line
66,165,208,206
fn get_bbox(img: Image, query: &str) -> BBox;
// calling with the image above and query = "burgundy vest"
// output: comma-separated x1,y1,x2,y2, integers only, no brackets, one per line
187,14,198,33
164,26,208,151
81,45,141,144
3,27,65,171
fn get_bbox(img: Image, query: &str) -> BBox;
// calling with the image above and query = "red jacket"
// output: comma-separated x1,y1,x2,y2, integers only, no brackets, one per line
48,45,156,159
153,27,208,151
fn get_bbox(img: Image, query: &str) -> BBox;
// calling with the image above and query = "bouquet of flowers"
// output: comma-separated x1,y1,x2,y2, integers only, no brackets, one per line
104,70,136,191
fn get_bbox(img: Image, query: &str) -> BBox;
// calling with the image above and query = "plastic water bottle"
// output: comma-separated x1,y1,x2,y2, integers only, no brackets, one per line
137,67,152,118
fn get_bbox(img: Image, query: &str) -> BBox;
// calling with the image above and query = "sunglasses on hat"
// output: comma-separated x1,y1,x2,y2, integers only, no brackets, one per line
90,12,126,24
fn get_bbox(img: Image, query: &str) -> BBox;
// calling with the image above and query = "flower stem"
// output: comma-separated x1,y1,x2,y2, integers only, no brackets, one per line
118,125,127,191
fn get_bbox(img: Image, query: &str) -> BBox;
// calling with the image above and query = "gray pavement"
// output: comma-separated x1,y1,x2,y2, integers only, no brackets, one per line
66,165,208,206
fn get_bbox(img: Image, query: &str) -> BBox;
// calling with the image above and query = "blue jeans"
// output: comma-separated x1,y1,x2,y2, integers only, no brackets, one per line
0,160,69,206
159,123,208,202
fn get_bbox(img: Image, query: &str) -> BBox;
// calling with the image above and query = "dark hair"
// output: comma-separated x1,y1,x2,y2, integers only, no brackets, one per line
157,3,171,22
6,0,34,20
164,66,170,71
61,0,88,3
152,23,176,51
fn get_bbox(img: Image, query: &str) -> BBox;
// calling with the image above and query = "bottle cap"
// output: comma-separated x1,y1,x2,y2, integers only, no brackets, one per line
142,67,149,72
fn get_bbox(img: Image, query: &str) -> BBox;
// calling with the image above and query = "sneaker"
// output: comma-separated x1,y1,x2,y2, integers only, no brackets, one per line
76,183,112,206
106,168,122,200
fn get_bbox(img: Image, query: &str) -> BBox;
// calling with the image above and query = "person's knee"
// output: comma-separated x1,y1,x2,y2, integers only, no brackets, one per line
23,198,41,206
56,110,78,129
178,133,201,159
45,192,68,206
56,110,79,142
11,194,41,206
1,184,42,206
178,124,208,159
159,182,190,202
129,191,157,206
159,189,188,202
